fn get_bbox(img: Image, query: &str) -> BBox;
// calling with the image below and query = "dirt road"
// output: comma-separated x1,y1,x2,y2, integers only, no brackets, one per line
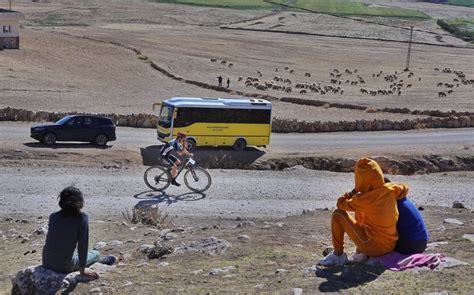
0,165,472,220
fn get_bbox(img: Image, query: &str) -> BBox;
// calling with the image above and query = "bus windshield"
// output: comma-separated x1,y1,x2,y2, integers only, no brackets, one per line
158,105,173,128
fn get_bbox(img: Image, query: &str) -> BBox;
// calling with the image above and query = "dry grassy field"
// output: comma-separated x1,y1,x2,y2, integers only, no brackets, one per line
1,0,473,121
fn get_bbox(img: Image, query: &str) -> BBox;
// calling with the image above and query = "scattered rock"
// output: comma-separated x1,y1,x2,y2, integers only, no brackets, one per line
462,234,474,243
292,288,303,295
209,268,225,275
437,257,470,270
303,265,317,277
426,241,449,252
136,262,149,268
108,240,123,246
254,284,265,289
21,219,30,224
162,232,178,241
434,225,446,232
120,281,133,287
158,262,169,267
175,236,230,256
452,201,465,209
147,244,173,260
234,221,256,228
34,227,48,235
191,269,204,275
94,241,107,250
275,269,288,275
443,218,464,226
89,287,102,294
237,235,250,243
137,244,154,254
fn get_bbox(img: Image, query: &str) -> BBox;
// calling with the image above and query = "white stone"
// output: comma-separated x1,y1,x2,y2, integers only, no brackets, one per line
108,240,123,246
292,288,303,295
209,268,225,275
94,241,107,250
462,234,474,242
275,269,288,274
163,232,178,240
191,269,204,275
237,235,250,242
443,218,464,226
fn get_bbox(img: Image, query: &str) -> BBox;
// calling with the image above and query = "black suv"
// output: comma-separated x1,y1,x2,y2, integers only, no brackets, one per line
30,115,116,146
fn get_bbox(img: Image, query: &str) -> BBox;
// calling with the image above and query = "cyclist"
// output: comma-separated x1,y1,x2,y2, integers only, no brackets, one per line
160,132,193,186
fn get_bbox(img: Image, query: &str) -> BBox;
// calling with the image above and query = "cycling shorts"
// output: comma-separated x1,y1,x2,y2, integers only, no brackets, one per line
163,154,178,166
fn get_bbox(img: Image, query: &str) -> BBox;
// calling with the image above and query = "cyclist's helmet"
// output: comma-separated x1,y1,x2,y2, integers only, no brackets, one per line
176,132,186,139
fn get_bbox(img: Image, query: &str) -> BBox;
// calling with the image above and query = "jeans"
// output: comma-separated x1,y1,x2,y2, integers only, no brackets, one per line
69,250,100,272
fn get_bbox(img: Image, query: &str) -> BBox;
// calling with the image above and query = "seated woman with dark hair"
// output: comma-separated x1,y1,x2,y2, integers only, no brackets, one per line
42,186,116,279
384,177,429,254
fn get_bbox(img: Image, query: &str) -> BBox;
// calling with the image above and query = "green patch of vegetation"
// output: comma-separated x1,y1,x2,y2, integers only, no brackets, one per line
29,12,89,27
272,0,430,19
446,0,474,8
151,0,275,10
437,18,474,41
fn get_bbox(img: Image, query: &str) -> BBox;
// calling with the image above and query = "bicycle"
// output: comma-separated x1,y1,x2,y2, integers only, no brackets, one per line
143,157,212,193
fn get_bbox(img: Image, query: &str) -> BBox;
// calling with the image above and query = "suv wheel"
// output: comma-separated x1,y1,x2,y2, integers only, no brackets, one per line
43,133,56,145
94,134,108,146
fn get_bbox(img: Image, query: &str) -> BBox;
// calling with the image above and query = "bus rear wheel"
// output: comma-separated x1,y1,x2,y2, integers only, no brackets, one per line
186,138,196,152
233,138,246,151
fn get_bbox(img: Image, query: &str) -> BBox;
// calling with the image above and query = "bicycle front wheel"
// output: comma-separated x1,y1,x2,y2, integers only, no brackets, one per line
184,167,212,193
144,166,171,191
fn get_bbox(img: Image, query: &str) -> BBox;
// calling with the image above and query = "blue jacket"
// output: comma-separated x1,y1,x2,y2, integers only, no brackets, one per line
397,197,429,242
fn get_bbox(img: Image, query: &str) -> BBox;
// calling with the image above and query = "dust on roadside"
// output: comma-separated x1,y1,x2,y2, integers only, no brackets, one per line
1,206,472,294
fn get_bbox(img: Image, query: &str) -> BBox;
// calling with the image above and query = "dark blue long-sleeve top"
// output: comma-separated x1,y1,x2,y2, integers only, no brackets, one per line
42,211,89,273
397,197,429,242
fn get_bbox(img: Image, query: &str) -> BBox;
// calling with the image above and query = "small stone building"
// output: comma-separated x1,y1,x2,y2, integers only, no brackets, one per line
0,8,23,49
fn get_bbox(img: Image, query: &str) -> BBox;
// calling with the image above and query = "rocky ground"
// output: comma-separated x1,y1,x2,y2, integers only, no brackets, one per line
1,205,473,294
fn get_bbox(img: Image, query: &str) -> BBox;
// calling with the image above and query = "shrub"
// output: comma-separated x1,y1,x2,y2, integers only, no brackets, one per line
122,204,173,229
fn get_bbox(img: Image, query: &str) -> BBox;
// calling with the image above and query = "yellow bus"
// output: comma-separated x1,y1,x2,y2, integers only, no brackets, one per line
154,97,272,151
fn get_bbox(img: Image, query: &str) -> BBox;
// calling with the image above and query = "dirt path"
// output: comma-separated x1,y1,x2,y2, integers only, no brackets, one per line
1,163,472,221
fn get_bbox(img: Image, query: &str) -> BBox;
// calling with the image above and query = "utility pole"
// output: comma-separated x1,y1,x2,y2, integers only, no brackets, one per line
405,26,414,71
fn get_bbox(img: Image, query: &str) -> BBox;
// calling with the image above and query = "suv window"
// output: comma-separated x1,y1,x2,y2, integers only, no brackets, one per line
84,117,93,126
66,117,83,126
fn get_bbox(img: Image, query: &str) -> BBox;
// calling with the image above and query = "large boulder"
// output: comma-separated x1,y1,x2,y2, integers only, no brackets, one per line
11,264,113,295
12,265,79,295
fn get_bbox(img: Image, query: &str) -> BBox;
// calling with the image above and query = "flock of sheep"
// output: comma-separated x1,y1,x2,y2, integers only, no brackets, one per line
209,58,472,99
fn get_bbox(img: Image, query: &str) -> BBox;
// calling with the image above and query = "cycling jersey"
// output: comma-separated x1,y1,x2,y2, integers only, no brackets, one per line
160,139,184,166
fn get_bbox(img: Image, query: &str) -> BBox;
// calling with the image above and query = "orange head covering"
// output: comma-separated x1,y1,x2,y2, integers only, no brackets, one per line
354,158,385,193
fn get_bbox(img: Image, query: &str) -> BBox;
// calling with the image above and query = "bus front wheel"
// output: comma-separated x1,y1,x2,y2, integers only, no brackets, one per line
233,138,246,151
186,138,196,152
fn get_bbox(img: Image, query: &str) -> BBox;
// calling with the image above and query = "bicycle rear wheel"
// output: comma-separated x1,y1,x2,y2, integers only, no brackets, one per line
144,166,171,191
184,167,212,193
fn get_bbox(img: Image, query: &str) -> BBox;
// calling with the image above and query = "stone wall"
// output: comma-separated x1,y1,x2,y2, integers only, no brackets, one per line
0,107,473,133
